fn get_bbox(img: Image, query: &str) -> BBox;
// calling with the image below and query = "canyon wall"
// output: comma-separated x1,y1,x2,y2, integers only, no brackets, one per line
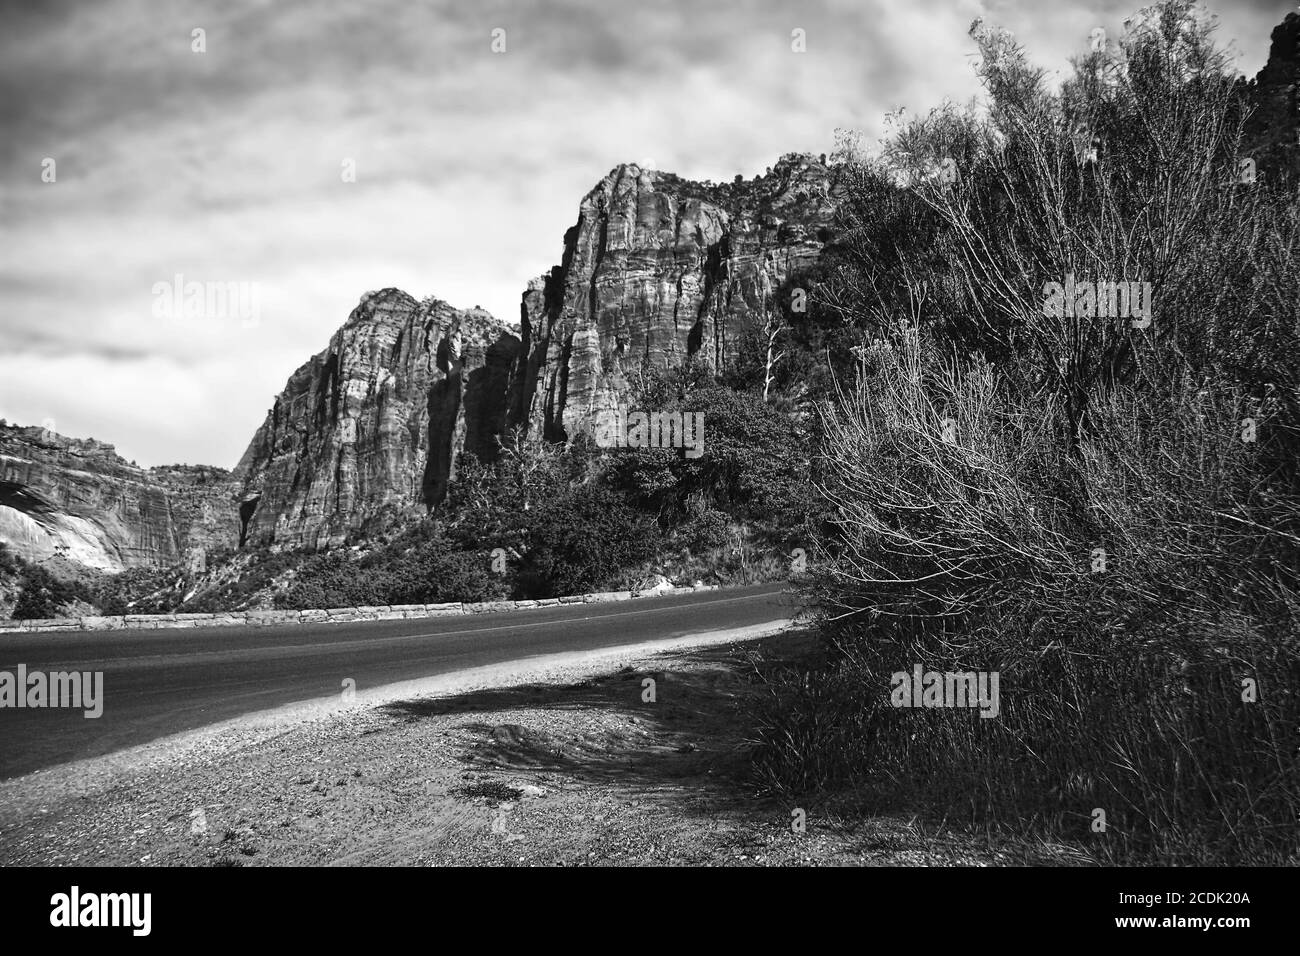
231,289,519,550
3,154,840,564
232,154,839,550
0,425,238,572
512,152,839,440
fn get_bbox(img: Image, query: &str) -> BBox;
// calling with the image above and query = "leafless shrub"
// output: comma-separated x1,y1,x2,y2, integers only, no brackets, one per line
755,0,1300,863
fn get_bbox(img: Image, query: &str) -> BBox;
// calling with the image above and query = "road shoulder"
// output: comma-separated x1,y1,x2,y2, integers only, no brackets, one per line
0,625,1077,866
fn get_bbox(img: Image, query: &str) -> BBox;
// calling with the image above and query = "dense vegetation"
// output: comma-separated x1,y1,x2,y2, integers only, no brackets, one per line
750,1,1300,864
0,543,97,619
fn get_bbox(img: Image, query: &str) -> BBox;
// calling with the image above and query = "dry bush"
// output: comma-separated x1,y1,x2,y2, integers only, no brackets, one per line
754,1,1300,862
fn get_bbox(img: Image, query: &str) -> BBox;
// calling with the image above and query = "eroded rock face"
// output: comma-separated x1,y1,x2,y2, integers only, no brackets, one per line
19,155,837,561
228,157,840,549
150,465,244,563
0,426,237,572
510,152,839,440
233,289,520,550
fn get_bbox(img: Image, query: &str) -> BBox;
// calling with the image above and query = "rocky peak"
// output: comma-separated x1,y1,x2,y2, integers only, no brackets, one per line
509,155,841,442
226,154,843,549
6,152,843,564
232,291,521,550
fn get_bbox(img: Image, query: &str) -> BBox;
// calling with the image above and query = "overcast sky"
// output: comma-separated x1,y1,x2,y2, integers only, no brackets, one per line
0,0,1287,468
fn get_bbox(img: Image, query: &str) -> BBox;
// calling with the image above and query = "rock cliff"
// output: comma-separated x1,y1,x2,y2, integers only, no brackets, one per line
0,424,238,572
232,289,520,550
512,152,839,440
232,155,839,549
4,155,841,564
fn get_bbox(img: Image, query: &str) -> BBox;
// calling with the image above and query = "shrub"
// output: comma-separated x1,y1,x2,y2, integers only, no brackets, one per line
9,557,95,619
604,378,820,535
515,482,663,598
382,540,506,605
681,504,730,553
274,551,390,610
754,1,1300,864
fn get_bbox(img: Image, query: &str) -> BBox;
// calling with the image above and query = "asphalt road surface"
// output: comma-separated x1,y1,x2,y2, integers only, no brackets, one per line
0,583,795,779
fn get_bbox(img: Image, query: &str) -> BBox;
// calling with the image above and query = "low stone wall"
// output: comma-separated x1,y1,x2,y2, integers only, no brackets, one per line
0,585,720,634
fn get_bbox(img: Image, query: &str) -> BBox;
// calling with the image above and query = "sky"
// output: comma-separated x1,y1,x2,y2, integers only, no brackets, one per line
0,0,1289,468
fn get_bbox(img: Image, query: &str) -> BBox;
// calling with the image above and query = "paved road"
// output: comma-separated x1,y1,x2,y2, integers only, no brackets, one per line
0,583,795,779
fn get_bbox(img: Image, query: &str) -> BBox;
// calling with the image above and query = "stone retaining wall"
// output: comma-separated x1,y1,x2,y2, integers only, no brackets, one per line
0,586,719,634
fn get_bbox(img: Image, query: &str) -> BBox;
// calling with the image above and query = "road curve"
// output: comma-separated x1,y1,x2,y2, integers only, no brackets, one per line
0,582,796,779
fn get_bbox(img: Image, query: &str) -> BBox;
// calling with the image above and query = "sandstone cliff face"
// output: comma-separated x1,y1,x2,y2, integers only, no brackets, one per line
150,464,244,563
230,156,838,549
3,156,840,564
233,289,520,550
0,425,237,572
511,152,839,441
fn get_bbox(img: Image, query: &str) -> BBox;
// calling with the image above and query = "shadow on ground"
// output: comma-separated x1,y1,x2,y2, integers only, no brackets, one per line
377,637,807,810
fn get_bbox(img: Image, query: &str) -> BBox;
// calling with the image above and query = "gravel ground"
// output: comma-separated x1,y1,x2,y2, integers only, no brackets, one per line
0,625,1088,867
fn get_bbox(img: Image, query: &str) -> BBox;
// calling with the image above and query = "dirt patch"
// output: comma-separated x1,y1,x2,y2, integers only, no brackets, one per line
0,629,1086,866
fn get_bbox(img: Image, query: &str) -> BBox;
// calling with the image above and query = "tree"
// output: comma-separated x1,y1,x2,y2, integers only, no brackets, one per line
760,304,788,403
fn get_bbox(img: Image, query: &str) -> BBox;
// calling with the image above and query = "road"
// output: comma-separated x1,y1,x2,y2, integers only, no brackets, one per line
0,583,795,779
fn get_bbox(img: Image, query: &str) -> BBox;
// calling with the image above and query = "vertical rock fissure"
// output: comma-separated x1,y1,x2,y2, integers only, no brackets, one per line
238,496,259,548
